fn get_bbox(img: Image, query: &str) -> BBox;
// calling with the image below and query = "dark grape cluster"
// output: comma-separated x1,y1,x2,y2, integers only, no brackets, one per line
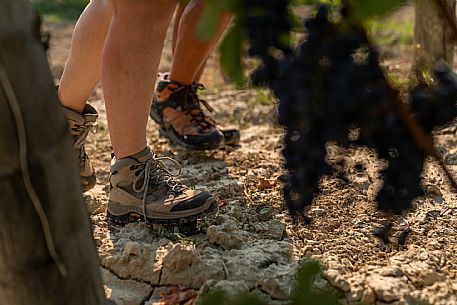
411,63,457,132
245,5,457,221
240,0,293,86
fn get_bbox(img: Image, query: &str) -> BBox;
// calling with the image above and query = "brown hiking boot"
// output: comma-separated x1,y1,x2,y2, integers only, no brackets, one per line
107,147,217,224
63,103,98,192
150,75,239,150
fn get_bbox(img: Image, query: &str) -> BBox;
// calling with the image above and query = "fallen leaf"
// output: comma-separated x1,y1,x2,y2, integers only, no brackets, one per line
160,286,198,305
257,177,277,190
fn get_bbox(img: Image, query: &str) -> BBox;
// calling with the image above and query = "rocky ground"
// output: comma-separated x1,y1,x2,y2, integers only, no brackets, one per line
45,5,457,305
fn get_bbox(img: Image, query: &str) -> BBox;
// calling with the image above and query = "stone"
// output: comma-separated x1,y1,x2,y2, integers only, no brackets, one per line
401,261,446,287
254,219,286,240
102,268,152,305
324,269,350,292
378,266,403,277
345,275,365,303
224,243,291,289
425,185,444,204
101,241,161,285
366,274,405,302
159,243,225,288
259,207,273,221
118,223,156,243
422,271,446,286
258,263,298,300
84,193,105,215
124,241,142,257
207,220,244,250
224,205,244,221
361,288,376,305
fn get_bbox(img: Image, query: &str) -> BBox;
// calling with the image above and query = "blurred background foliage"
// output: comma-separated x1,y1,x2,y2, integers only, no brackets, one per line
31,0,89,21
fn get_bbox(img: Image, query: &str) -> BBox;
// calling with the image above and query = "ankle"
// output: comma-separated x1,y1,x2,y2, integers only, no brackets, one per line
121,146,151,161
58,89,86,114
114,145,150,160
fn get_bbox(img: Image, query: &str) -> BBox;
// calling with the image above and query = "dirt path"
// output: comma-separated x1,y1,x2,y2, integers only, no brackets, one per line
45,7,457,305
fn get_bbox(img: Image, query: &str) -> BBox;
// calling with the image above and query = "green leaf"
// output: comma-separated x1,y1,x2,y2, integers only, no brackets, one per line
196,290,226,305
349,0,405,22
292,260,341,305
231,294,266,305
196,0,236,41
219,21,245,87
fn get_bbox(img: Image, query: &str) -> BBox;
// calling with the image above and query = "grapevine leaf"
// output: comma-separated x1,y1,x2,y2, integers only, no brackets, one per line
292,261,341,305
196,0,235,41
219,21,245,87
349,0,405,22
196,290,225,305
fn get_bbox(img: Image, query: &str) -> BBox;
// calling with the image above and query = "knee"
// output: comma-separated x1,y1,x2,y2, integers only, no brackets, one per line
90,0,112,10
88,0,113,17
112,0,176,18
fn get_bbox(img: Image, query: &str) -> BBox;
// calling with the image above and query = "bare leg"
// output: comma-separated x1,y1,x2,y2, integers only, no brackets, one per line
58,0,113,113
171,3,186,54
193,57,207,83
169,0,231,85
103,0,176,158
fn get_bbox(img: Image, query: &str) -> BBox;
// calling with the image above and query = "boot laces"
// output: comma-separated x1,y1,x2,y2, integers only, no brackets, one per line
184,83,216,129
71,122,97,166
131,155,187,223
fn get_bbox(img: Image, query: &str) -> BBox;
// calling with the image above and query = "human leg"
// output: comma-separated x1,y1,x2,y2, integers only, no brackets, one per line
104,0,216,222
102,0,175,158
171,3,186,54
169,0,232,85
58,0,113,113
58,0,113,191
150,0,236,150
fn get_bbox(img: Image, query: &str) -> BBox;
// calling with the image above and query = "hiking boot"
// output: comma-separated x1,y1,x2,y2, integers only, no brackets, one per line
150,75,240,149
107,147,217,224
63,103,98,192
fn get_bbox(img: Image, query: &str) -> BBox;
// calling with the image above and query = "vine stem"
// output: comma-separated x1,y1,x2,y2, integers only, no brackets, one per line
433,0,457,41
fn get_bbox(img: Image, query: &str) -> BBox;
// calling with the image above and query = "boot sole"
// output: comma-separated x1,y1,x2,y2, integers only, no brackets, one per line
150,107,239,149
159,127,222,151
107,197,218,225
151,109,220,150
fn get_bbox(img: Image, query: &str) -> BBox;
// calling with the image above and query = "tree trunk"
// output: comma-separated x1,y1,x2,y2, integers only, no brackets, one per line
0,1,106,304
414,0,456,74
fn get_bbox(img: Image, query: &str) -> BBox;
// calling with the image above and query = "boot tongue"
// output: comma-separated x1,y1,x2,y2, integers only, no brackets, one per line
128,146,153,163
110,147,153,172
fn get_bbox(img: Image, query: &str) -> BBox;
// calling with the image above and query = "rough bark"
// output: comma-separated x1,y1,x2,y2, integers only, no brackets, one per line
0,1,106,304
414,0,456,75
